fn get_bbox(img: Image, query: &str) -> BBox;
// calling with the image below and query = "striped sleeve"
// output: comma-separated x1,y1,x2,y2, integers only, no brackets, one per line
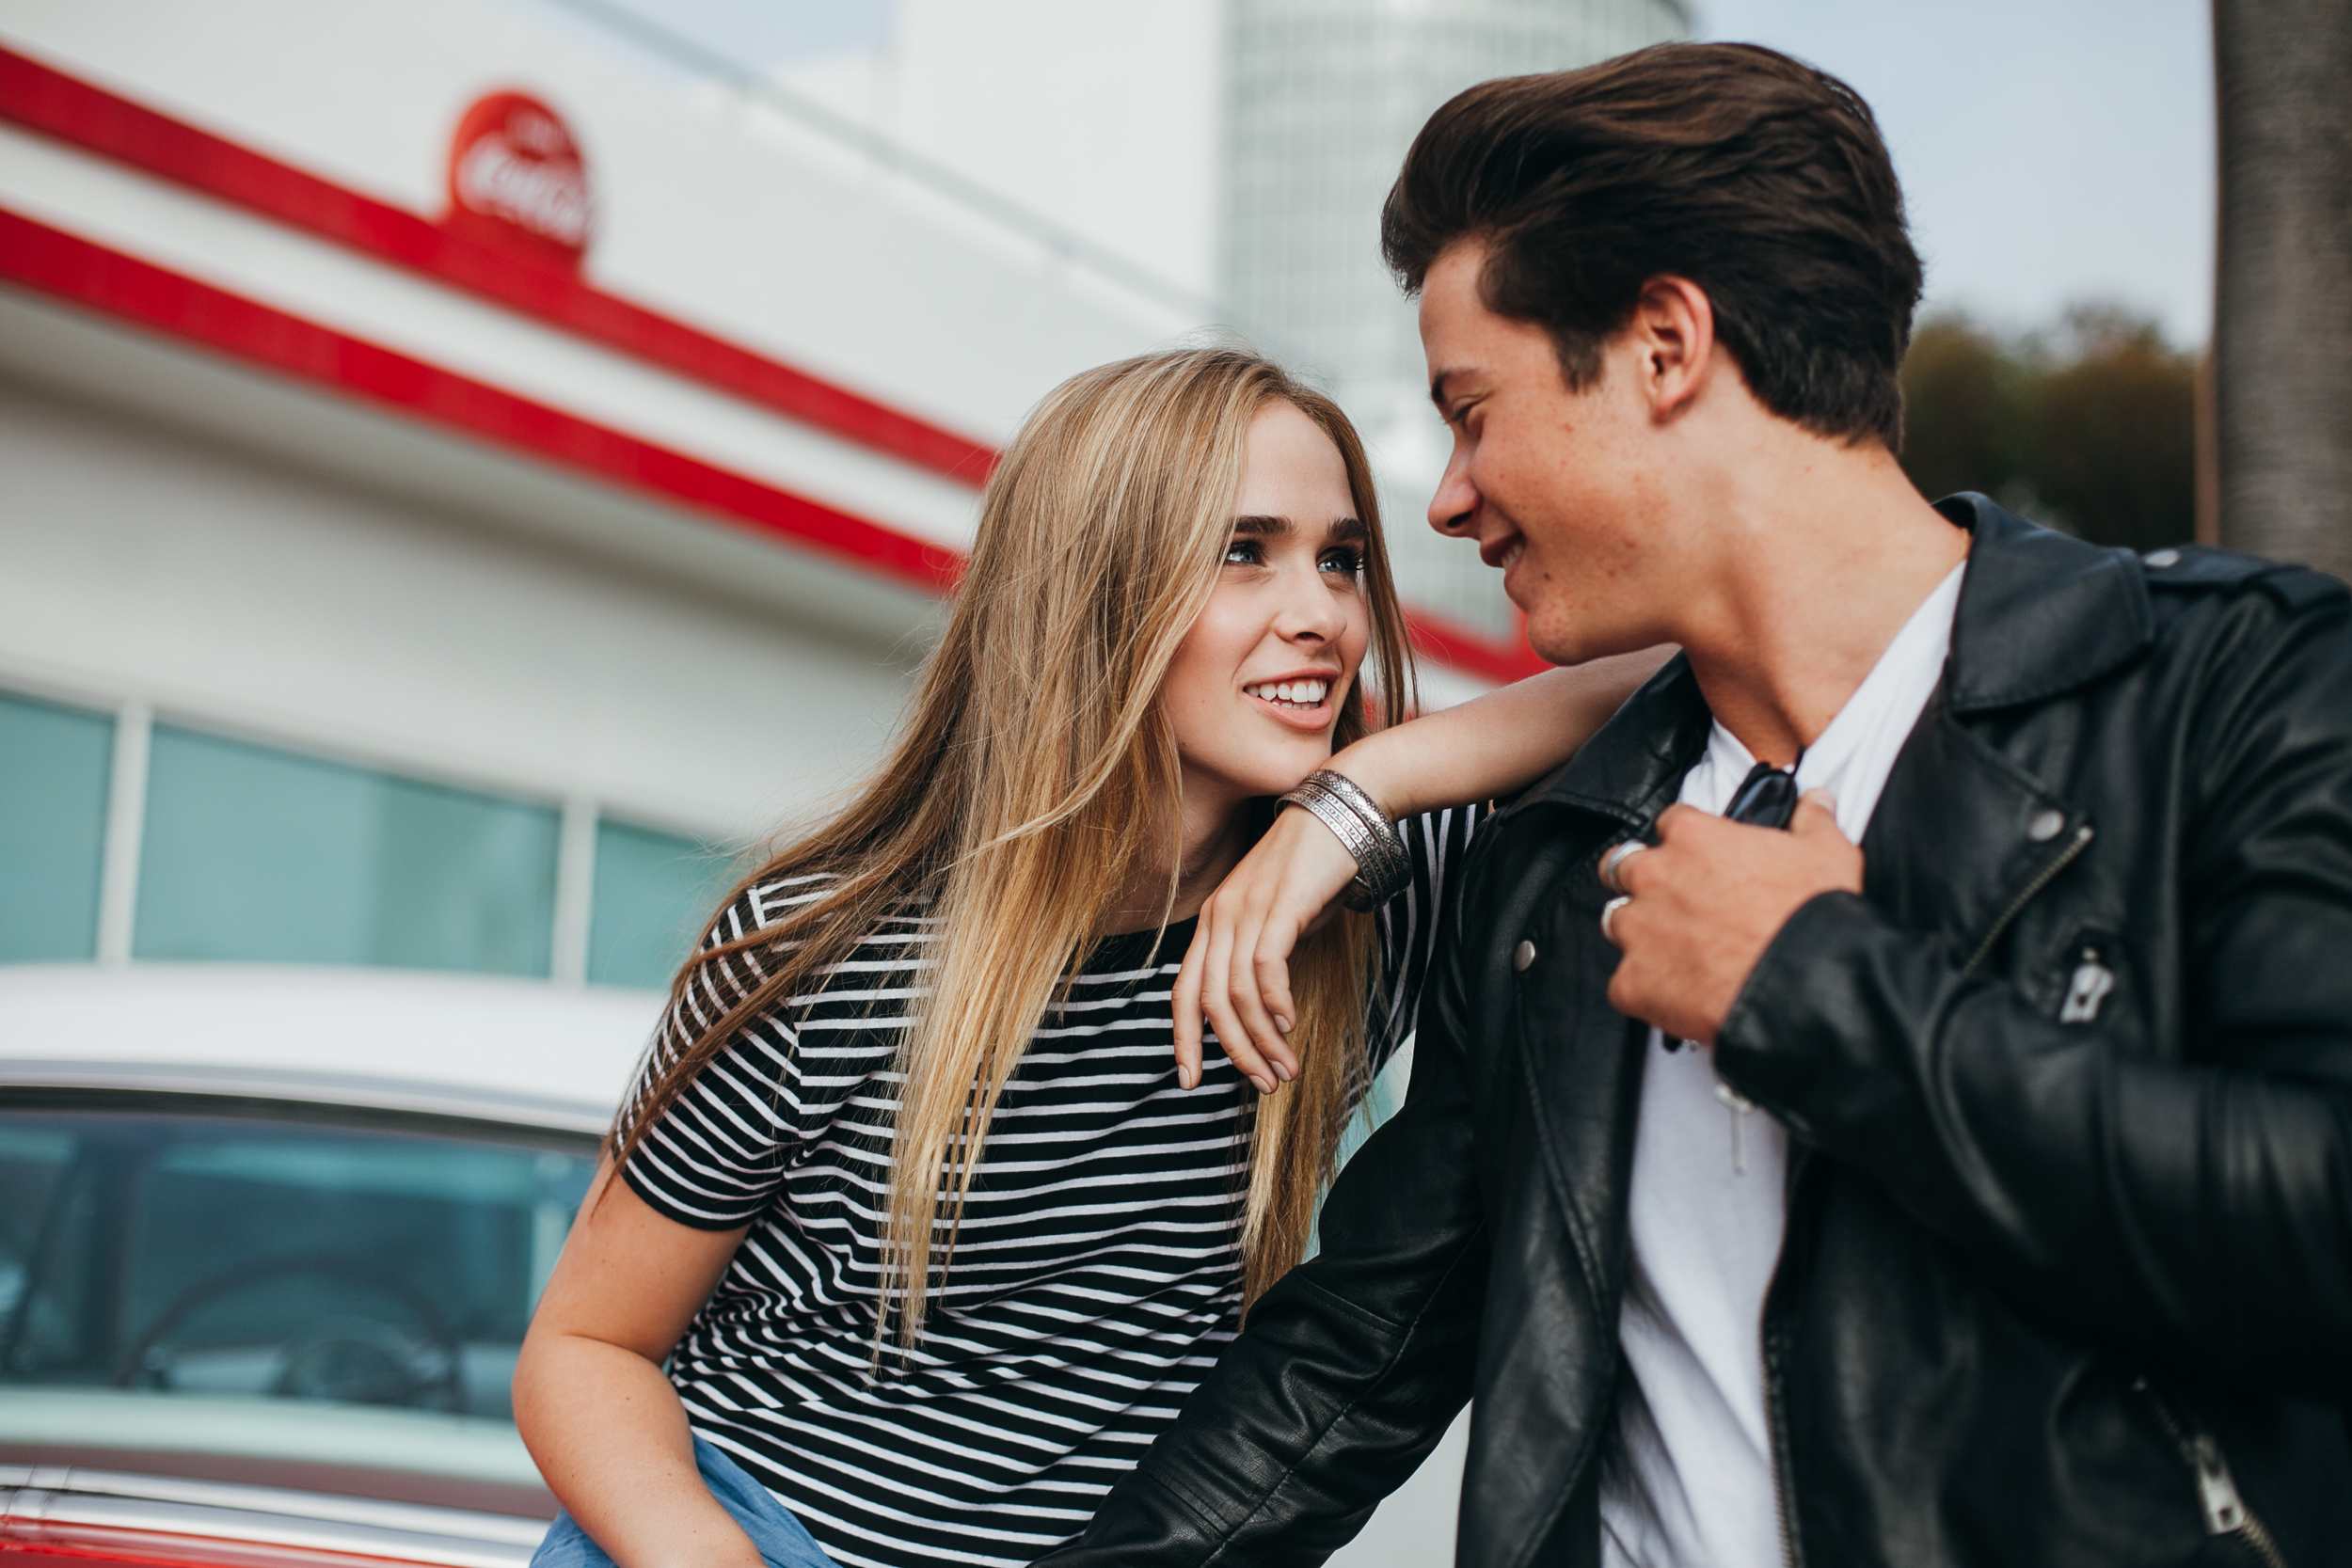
1368,803,1483,1070
618,878,822,1231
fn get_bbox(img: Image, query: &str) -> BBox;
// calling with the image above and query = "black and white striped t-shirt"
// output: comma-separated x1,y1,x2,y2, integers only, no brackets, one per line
620,807,1478,1568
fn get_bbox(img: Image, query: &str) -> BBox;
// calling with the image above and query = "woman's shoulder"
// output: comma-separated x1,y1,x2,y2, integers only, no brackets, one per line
693,867,937,1005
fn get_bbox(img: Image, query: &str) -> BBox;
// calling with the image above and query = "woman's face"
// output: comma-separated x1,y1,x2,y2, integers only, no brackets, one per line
1164,401,1375,817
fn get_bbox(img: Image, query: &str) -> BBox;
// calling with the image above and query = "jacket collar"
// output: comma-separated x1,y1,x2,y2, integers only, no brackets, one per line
1517,493,2152,821
1936,493,2152,713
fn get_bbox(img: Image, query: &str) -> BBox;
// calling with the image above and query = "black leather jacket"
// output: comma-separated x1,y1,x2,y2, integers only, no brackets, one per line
1043,499,2352,1568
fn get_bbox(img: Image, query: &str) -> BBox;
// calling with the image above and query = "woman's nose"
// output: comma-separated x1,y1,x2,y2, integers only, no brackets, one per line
1276,571,1346,643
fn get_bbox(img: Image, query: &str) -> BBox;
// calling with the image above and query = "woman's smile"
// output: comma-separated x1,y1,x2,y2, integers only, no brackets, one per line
1243,670,1339,726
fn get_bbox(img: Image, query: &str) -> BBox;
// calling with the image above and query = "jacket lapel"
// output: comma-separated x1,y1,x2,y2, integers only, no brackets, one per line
1507,662,1711,1290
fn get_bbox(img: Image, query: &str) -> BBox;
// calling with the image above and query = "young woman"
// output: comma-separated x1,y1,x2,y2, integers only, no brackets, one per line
513,348,1655,1568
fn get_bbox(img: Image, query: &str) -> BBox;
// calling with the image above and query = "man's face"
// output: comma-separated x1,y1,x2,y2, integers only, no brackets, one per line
1419,241,1684,665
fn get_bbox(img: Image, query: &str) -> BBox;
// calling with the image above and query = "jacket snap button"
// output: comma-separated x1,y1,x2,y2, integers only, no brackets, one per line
1513,940,1536,972
2146,547,2182,568
2026,808,2065,843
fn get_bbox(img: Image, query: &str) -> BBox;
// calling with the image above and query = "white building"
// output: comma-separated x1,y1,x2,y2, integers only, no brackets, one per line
0,4,1671,1557
0,0,1589,1029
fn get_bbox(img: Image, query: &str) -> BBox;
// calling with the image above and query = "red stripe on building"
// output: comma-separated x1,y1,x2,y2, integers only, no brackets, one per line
0,42,998,487
1401,608,1549,686
0,209,961,594
0,43,1549,683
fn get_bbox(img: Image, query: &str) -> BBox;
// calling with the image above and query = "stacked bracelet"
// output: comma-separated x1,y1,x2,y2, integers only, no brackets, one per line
1279,769,1412,911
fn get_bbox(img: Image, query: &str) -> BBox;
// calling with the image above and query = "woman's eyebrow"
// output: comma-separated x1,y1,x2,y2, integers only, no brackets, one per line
1326,516,1369,543
1231,515,1291,537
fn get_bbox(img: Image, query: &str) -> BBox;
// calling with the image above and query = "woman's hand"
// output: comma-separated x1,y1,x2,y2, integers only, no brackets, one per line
1172,804,1357,1091
1172,648,1674,1090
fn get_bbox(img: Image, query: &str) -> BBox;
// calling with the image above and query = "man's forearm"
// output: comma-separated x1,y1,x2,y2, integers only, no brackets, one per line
1718,893,2352,1398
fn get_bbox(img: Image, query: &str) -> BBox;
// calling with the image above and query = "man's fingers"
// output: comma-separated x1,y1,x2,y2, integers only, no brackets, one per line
1790,787,1846,839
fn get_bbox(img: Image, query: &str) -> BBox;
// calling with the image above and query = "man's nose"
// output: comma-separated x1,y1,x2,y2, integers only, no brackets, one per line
1428,451,1478,537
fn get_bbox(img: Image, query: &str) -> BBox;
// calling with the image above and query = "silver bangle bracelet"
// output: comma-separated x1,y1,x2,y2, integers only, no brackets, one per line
1279,769,1411,911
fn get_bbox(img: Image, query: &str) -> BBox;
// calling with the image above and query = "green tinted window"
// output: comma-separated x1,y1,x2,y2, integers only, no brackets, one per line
0,693,112,963
0,1107,594,1429
135,727,558,975
588,820,733,990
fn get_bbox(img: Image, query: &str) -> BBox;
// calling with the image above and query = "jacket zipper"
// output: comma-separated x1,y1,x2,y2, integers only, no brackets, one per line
1759,1150,1810,1568
1762,1317,1798,1568
1961,822,2094,974
2058,942,2117,1022
2134,1377,2289,1567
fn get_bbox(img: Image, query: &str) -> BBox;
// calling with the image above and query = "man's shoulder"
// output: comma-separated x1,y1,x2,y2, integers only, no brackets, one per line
2130,544,2352,703
2137,542,2350,617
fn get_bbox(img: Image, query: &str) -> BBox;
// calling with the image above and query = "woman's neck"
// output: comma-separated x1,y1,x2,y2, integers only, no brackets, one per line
1098,784,1253,936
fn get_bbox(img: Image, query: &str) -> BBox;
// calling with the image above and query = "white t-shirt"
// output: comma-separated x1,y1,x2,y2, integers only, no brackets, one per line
1599,562,1965,1568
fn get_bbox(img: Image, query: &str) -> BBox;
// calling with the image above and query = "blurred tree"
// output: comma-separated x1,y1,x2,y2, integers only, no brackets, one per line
1896,318,2026,505
2023,308,2199,554
1899,306,2196,553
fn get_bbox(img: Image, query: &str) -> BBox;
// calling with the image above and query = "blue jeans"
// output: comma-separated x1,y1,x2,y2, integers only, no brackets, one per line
532,1435,839,1568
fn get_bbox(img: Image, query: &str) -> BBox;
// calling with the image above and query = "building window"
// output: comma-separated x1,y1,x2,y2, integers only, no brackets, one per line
135,726,560,976
588,820,735,990
0,693,113,963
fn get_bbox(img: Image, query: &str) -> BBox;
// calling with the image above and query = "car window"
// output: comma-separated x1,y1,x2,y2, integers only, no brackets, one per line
0,1104,595,1483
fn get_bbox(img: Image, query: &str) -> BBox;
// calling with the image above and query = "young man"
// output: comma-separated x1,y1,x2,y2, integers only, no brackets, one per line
1044,41,2352,1568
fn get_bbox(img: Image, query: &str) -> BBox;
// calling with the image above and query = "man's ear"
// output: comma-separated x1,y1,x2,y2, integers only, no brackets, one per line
1626,276,1717,423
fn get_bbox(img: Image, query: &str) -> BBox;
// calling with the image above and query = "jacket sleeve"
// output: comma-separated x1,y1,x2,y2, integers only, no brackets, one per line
1716,590,2352,1399
1038,861,1495,1566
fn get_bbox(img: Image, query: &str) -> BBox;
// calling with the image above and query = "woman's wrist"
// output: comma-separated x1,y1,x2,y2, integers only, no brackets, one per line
1319,727,1410,821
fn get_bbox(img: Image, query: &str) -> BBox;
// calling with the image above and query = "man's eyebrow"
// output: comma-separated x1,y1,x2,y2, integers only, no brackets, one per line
1231,515,1292,537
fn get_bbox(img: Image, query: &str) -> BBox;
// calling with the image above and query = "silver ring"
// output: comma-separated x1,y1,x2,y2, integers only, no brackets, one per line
1598,841,1648,895
1599,895,1631,947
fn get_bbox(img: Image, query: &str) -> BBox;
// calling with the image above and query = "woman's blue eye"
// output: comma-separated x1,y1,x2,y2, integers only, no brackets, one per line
1224,540,1262,566
1320,547,1364,577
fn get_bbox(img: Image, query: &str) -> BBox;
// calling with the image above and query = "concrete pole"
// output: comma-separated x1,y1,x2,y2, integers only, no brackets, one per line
2210,0,2352,578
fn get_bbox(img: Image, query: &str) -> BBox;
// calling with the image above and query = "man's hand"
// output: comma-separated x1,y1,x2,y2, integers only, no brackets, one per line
1604,790,1863,1045
1172,805,1359,1093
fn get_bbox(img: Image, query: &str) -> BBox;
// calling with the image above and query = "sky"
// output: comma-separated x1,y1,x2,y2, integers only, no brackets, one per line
509,0,2217,349
1696,0,2215,345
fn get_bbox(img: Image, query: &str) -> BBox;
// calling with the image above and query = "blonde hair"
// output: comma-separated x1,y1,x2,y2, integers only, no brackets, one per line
612,347,1416,1343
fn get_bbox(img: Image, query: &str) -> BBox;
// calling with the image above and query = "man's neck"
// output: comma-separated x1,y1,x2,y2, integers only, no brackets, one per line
1673,442,1969,768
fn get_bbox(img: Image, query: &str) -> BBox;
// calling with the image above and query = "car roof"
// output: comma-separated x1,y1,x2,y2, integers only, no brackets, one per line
0,965,662,1134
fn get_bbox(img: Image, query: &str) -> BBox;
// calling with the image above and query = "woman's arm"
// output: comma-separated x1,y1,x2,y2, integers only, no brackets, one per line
1173,648,1671,1091
513,1163,758,1568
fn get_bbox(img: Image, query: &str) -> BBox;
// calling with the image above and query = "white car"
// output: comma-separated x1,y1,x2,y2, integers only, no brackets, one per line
0,963,659,1568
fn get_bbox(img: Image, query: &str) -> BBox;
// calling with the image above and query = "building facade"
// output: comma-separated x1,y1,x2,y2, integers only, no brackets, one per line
1222,0,1691,636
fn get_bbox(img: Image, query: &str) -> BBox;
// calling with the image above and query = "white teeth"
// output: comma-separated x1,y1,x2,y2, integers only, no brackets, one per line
1248,679,1328,707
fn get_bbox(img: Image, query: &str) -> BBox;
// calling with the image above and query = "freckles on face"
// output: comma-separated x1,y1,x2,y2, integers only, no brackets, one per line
1161,401,1375,808
1418,241,1661,663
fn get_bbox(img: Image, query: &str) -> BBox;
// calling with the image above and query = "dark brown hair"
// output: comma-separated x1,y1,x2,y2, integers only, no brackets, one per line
1381,42,1923,448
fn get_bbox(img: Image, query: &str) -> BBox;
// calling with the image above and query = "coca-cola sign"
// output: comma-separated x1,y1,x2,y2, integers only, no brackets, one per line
446,91,592,267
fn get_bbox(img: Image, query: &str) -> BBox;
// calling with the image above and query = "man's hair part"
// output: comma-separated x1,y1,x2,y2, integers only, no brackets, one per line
1382,42,1924,449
